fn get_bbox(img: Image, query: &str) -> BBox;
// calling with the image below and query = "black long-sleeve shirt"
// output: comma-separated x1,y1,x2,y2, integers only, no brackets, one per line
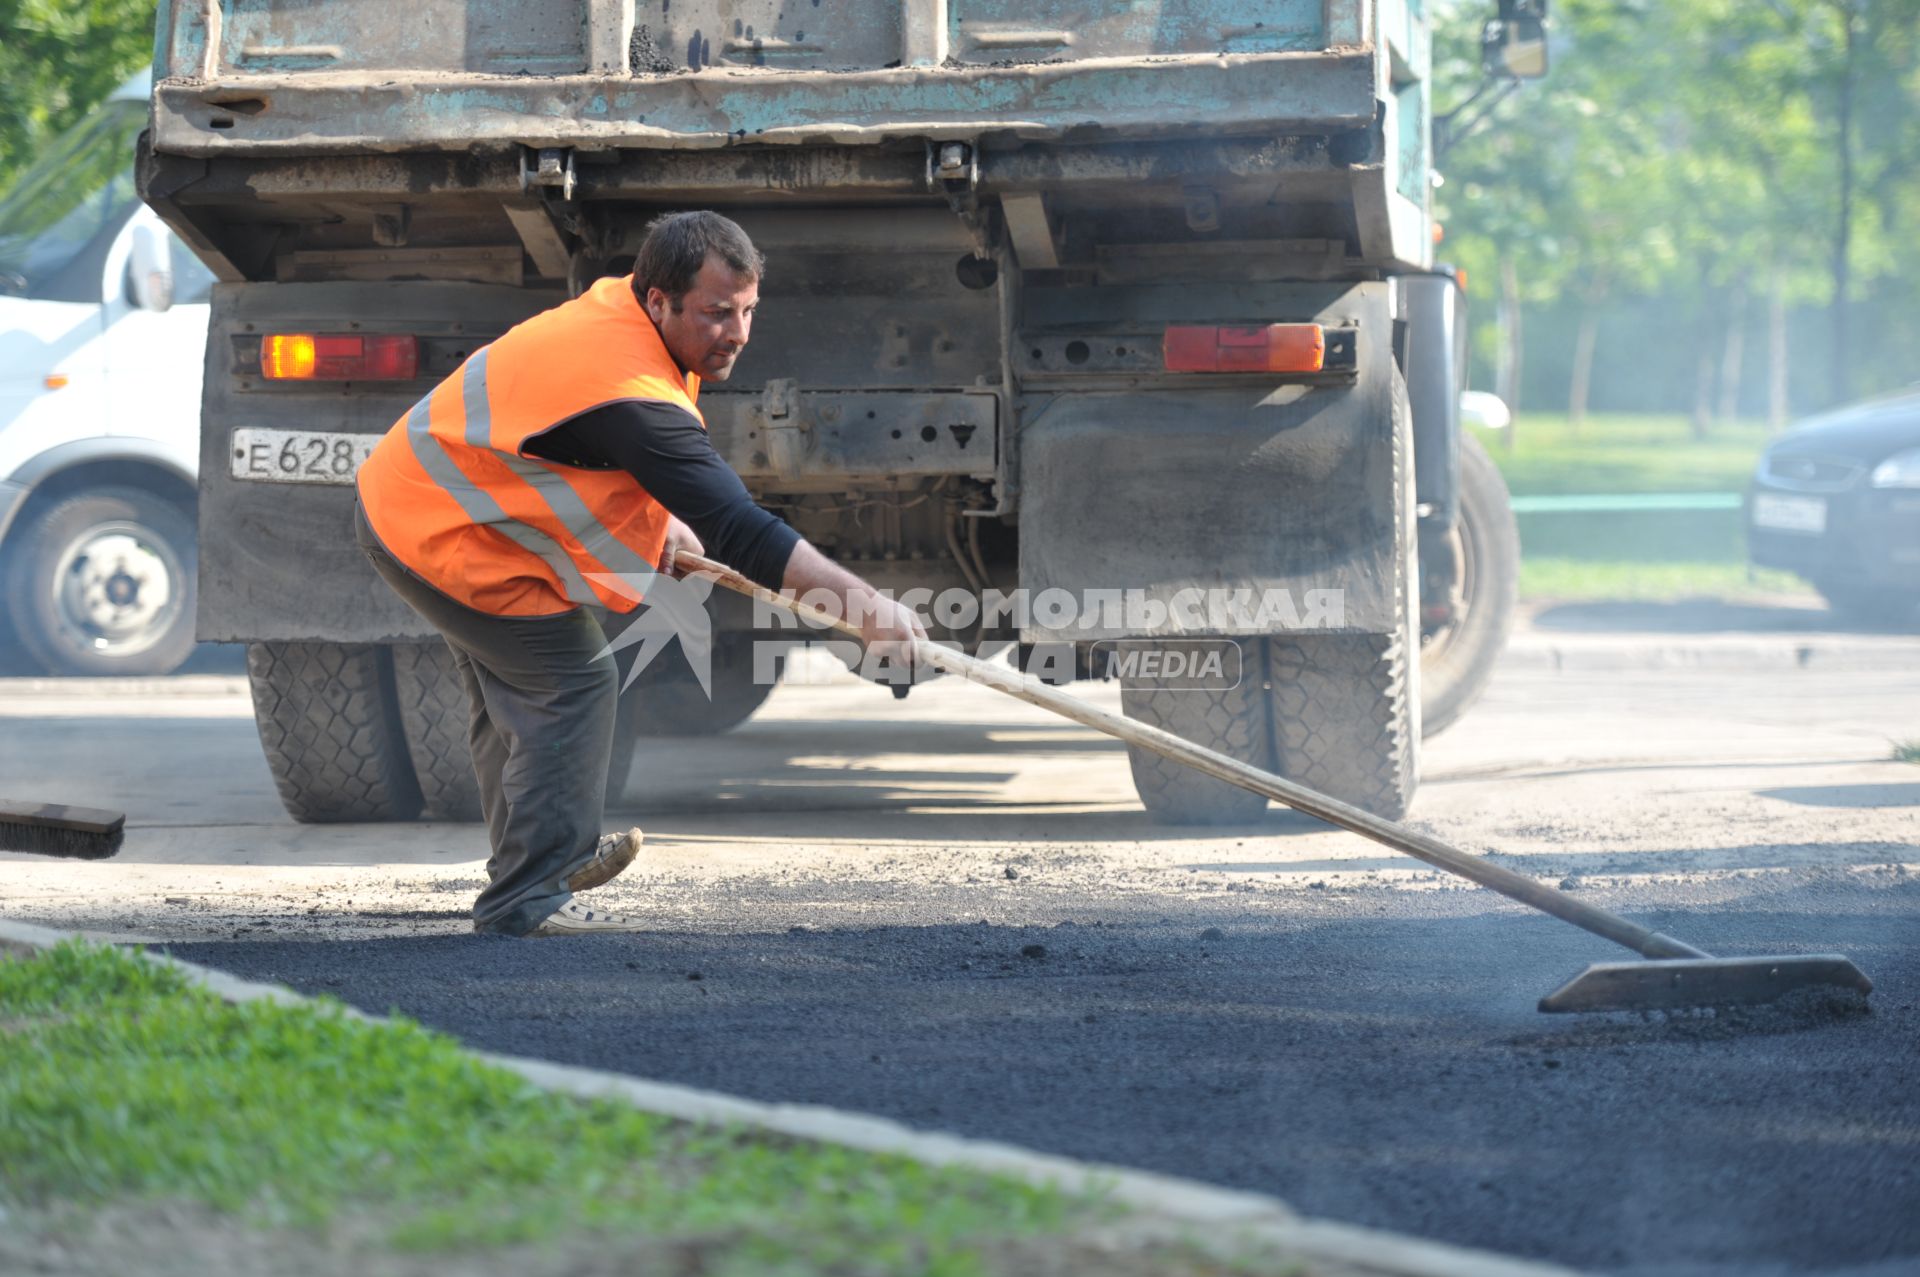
523,400,800,589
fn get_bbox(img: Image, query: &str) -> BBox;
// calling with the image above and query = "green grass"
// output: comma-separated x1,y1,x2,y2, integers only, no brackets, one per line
1470,412,1773,498
1892,741,1920,764
1519,560,1811,602
1471,413,1818,602
0,941,1140,1274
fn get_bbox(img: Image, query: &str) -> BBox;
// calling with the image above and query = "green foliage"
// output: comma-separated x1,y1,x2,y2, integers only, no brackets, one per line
1436,0,1920,415
0,0,155,196
1891,740,1920,764
0,941,1096,1272
0,96,146,286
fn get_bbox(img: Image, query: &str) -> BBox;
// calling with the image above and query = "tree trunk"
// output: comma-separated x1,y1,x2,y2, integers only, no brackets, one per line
1717,278,1748,422
1691,346,1716,440
1831,1,1858,406
1497,253,1523,453
1568,271,1608,432
1690,270,1716,439
1769,269,1791,433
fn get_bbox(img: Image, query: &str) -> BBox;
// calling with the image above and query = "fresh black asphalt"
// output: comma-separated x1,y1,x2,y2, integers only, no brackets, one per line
171,870,1920,1276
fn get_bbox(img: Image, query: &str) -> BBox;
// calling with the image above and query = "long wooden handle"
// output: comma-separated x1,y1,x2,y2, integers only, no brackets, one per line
676,553,1709,962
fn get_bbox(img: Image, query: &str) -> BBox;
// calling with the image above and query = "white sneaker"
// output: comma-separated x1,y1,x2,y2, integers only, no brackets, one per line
563,827,643,893
525,899,647,937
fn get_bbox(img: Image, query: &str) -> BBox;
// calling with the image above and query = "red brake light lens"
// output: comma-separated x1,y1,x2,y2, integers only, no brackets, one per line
261,333,419,380
1163,324,1326,374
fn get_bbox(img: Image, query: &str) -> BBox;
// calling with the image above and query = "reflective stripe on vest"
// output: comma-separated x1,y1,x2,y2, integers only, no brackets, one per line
357,274,698,617
454,350,660,594
399,382,606,607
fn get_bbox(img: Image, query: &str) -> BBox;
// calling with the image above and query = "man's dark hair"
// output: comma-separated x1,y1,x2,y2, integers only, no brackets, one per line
633,211,764,309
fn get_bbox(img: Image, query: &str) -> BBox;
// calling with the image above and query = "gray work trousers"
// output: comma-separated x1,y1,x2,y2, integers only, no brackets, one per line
355,502,617,935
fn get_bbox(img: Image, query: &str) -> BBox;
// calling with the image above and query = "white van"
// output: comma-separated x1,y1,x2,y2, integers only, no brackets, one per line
0,72,214,675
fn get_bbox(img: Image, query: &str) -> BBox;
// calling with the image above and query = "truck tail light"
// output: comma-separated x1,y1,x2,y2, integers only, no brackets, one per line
261,334,419,380
1163,324,1325,374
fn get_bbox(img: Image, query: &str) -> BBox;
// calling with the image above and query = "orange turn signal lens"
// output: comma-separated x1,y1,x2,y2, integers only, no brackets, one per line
43,374,70,390
1163,324,1326,374
261,333,418,380
262,333,318,379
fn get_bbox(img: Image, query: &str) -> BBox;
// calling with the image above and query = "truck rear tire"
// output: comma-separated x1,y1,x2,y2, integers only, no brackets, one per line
247,641,423,823
1120,643,1274,825
605,635,777,808
3,487,197,676
1122,630,1419,824
1419,432,1520,738
627,634,777,737
392,642,483,822
1267,632,1417,819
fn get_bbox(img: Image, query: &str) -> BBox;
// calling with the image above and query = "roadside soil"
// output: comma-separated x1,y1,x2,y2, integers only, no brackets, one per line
0,1200,1330,1277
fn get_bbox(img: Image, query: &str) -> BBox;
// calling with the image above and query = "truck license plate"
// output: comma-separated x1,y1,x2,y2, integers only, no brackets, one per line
229,428,377,485
1751,492,1827,534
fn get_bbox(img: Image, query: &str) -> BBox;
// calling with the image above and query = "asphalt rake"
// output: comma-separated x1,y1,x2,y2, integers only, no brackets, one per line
679,553,1874,1016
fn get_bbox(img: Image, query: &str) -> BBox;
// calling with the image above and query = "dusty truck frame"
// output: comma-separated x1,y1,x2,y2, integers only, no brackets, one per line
140,0,1525,825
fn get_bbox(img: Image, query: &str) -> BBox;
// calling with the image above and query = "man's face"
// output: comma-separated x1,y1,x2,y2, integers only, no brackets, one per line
645,254,759,381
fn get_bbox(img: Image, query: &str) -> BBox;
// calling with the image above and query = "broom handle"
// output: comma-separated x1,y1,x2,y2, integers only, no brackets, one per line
676,553,1709,962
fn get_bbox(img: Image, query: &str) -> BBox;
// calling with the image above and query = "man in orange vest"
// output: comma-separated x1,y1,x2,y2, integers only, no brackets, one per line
354,211,925,936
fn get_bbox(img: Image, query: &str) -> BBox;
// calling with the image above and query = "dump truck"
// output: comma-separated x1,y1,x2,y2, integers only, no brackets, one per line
139,0,1537,825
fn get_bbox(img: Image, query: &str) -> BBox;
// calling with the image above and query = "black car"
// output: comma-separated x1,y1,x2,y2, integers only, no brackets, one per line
1748,388,1920,624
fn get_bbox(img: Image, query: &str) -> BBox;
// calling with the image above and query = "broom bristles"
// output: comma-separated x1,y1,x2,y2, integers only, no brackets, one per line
0,820,124,859
0,801,126,860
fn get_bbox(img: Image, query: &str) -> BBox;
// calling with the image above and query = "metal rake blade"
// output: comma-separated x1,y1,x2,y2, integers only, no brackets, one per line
1539,955,1874,1014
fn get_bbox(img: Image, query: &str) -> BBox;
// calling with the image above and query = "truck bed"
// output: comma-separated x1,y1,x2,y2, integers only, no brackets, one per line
150,0,1389,154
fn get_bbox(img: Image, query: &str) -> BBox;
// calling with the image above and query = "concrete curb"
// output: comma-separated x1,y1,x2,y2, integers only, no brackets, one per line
0,917,1578,1277
1501,634,1913,671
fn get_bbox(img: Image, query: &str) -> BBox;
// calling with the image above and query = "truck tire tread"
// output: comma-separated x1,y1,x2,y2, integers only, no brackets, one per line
1121,641,1273,824
1268,633,1415,820
392,642,483,822
247,641,423,824
1420,431,1519,737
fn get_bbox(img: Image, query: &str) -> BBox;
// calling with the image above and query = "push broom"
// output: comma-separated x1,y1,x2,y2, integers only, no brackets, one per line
0,800,125,860
678,552,1873,1015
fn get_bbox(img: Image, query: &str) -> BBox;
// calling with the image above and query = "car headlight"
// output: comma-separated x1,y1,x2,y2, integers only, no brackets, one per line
1870,448,1920,488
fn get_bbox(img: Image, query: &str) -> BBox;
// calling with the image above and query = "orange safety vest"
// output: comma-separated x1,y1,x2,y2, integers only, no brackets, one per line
356,275,700,617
